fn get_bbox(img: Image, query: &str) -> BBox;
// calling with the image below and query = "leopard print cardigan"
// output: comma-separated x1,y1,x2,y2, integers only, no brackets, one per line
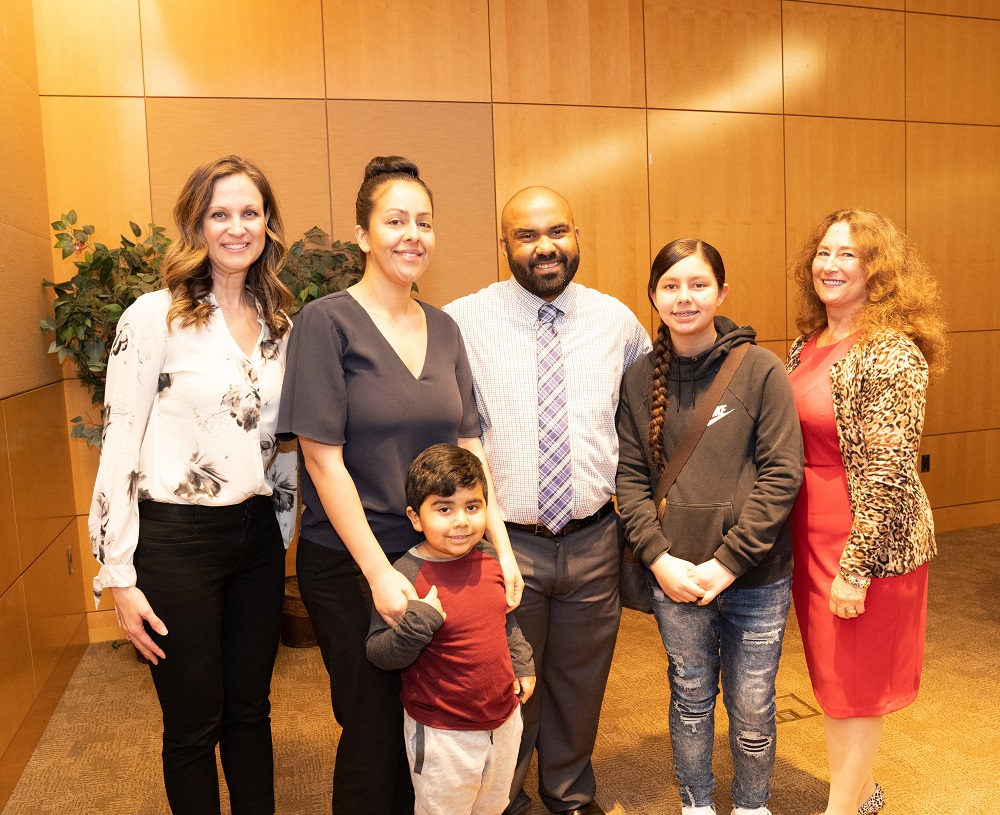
787,329,937,577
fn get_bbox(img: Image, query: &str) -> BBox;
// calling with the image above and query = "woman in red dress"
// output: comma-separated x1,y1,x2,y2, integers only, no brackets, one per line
787,210,946,815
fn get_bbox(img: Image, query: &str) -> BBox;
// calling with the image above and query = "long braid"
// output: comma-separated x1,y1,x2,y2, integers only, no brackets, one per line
648,322,672,472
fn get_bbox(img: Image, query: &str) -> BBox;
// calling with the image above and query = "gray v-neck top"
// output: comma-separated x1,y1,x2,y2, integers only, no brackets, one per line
278,291,481,552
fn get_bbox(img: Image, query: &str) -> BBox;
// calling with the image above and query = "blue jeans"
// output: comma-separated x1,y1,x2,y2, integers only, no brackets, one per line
649,573,792,810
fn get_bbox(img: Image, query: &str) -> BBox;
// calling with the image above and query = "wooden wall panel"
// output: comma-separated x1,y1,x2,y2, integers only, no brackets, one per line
933,500,1000,533
324,0,491,102
923,331,1000,436
907,122,1000,332
0,64,48,239
87,610,123,643
782,1,904,120
493,105,651,325
783,116,905,336
0,226,60,401
33,0,143,96
39,97,151,280
906,0,1000,19
490,0,646,107
61,380,101,517
795,0,902,7
327,101,497,308
0,0,38,91
22,524,85,690
644,0,783,113
3,384,75,570
0,581,35,756
146,98,331,244
920,430,1000,508
140,0,324,98
0,412,19,595
648,110,786,341
907,14,1000,126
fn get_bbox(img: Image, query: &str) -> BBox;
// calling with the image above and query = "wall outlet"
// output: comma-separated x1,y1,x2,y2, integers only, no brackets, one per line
920,454,930,472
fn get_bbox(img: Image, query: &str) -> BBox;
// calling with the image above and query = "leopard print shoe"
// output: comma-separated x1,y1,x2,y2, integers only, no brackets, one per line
858,783,884,814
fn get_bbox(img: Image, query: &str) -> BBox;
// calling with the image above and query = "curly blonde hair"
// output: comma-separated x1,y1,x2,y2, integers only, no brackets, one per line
791,209,947,375
162,155,292,338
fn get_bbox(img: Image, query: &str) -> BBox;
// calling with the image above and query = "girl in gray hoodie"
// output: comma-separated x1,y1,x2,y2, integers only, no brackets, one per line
616,239,803,815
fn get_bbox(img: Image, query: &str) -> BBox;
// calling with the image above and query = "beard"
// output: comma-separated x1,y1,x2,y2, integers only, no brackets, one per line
507,248,580,300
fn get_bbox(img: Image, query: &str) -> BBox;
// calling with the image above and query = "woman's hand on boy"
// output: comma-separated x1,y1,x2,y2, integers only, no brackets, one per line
514,675,536,704
371,566,419,626
499,550,524,610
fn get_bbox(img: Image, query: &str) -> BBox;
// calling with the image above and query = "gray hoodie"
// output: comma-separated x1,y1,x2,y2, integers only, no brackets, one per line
616,317,804,589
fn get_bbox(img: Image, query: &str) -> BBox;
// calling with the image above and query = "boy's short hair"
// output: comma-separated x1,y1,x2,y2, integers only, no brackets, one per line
406,443,488,511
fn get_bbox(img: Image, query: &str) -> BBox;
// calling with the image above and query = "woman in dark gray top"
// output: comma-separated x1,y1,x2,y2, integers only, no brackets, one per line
277,156,521,815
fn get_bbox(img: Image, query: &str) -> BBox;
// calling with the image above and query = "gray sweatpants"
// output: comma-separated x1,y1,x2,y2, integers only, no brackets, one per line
404,706,523,815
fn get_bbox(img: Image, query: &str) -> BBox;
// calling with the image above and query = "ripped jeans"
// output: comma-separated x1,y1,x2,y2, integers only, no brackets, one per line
649,573,792,810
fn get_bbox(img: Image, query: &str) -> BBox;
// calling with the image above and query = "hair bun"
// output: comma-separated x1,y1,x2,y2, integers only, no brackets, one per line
363,155,420,183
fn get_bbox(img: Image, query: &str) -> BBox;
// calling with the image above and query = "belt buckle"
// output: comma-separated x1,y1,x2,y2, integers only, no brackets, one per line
534,522,555,538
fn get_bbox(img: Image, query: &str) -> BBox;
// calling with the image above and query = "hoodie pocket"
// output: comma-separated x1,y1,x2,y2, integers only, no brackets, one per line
660,502,735,563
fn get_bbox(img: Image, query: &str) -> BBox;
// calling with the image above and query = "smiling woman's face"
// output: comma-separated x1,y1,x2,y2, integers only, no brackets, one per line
812,221,868,318
355,180,435,286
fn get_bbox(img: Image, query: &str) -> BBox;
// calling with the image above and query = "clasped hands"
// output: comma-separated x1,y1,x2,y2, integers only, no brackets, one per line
650,553,736,606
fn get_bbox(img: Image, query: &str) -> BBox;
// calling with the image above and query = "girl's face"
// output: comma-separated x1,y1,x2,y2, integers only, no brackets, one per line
355,180,435,286
650,253,728,354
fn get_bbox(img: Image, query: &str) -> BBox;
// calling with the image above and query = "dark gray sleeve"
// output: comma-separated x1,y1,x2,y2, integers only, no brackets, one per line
714,350,804,577
506,612,534,678
365,553,445,670
276,299,347,444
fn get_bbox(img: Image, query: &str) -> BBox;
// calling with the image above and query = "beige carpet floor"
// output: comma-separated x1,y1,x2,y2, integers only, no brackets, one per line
3,523,998,814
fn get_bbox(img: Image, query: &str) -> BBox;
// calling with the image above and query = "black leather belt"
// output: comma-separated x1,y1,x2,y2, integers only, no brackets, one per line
505,502,615,539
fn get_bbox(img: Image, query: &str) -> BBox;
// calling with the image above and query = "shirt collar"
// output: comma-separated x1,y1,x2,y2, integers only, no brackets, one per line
506,278,578,321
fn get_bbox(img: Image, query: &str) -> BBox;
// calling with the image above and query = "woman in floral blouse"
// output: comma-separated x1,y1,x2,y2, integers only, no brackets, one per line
88,155,297,815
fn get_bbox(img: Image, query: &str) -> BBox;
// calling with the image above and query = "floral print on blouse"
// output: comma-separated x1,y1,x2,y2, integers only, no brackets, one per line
88,288,298,606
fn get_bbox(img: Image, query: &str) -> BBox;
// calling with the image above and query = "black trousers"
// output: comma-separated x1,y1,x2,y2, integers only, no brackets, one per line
296,538,414,815
136,495,285,815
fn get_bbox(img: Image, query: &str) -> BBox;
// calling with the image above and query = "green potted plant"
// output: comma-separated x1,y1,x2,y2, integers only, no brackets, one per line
40,213,364,447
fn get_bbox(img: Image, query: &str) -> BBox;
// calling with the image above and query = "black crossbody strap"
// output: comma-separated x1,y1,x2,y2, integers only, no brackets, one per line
653,343,750,517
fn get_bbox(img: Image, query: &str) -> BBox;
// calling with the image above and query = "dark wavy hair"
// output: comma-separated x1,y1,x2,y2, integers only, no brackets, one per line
406,443,487,512
162,155,292,338
646,239,727,472
790,209,946,375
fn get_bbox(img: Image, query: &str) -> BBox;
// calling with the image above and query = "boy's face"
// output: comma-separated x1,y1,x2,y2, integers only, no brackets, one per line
407,484,488,559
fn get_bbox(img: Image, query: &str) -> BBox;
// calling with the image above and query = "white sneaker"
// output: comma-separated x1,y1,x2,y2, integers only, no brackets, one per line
732,808,772,815
682,807,716,815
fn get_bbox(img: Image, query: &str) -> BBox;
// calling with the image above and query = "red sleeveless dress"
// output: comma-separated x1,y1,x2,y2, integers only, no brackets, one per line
789,335,928,718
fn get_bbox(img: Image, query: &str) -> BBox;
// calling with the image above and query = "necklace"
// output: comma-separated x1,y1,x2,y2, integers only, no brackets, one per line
820,325,854,346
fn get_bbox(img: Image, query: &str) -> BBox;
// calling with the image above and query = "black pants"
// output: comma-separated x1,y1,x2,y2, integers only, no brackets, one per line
135,496,285,815
296,538,414,815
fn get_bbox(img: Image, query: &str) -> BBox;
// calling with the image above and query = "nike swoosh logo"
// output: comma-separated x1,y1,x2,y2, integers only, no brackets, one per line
707,408,735,427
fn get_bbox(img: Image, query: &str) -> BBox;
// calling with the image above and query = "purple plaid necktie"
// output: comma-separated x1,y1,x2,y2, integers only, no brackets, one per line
536,303,573,533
